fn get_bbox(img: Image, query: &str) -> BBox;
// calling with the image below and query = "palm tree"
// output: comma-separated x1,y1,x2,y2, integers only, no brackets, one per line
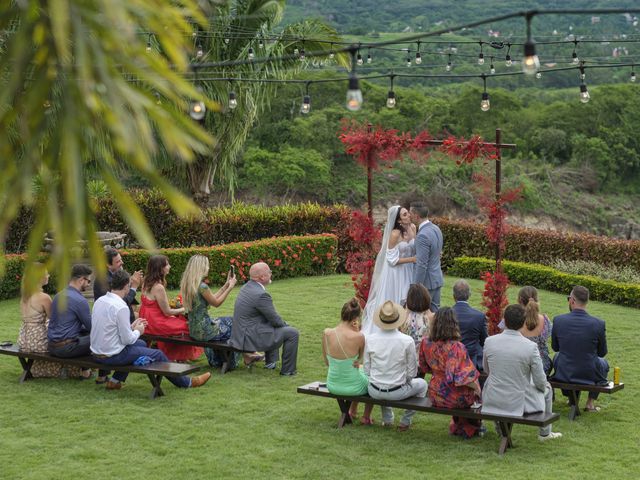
179,0,348,196
0,1,214,289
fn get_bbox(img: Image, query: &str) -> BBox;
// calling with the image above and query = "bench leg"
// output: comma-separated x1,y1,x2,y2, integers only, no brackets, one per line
497,422,514,455
148,374,165,399
336,399,353,428
219,351,235,374
567,390,581,421
18,357,34,383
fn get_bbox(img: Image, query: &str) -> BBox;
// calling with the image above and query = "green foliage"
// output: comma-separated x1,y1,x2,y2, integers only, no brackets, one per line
550,258,640,284
450,256,640,308
0,234,338,300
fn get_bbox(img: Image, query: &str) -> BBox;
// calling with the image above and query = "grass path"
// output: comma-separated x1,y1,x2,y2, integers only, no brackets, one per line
0,274,636,479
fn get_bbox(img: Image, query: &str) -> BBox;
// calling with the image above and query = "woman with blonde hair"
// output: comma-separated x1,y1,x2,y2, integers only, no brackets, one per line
180,255,262,368
517,286,552,375
139,255,203,361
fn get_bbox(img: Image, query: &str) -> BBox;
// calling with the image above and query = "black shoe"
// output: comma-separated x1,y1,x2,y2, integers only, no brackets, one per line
280,371,297,376
264,362,277,370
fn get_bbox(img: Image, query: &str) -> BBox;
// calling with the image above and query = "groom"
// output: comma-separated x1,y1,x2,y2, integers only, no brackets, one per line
410,201,444,311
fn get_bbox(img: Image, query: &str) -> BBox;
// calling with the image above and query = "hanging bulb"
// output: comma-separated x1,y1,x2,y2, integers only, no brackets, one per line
248,47,255,60
406,55,411,67
192,32,197,38
631,71,636,82
367,53,372,64
224,37,230,44
415,52,422,65
146,40,152,53
579,83,590,103
154,92,161,105
478,52,485,65
329,49,335,59
580,68,586,81
446,61,452,72
490,63,495,74
572,51,579,64
299,48,305,61
300,95,311,114
505,54,512,67
43,100,51,109
356,53,363,65
386,90,396,108
480,92,490,112
228,91,238,110
189,99,206,120
346,75,363,111
258,38,264,48
293,47,299,56
196,44,204,59
522,40,540,75
536,72,542,79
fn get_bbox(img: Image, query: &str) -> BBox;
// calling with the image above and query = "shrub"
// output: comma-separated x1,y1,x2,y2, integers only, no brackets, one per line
0,234,338,300
549,258,640,284
450,256,640,308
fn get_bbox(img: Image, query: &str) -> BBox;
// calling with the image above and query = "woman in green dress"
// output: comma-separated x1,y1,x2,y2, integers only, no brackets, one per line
322,298,373,424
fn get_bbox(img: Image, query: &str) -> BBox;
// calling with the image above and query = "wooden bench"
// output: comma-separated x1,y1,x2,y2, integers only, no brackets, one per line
548,380,625,420
141,334,254,374
0,344,201,399
298,381,560,455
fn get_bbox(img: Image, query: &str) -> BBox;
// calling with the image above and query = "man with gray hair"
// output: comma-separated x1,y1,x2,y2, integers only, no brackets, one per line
452,279,487,371
410,201,444,310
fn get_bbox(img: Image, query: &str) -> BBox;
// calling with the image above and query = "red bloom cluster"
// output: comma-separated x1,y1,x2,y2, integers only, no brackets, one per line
440,135,498,164
480,267,510,335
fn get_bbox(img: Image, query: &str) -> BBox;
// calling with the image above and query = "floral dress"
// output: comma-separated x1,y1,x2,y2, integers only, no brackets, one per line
401,310,429,354
187,283,234,367
526,315,552,376
419,339,481,438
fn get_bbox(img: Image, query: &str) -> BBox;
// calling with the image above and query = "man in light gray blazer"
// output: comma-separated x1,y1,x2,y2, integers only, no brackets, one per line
410,201,444,310
230,262,299,375
482,304,561,441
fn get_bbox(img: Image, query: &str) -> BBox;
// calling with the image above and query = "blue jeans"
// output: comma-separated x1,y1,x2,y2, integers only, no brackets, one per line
93,340,190,388
202,317,235,368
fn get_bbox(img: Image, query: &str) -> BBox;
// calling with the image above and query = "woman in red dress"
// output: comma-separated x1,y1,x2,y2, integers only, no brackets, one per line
139,255,203,361
418,307,482,438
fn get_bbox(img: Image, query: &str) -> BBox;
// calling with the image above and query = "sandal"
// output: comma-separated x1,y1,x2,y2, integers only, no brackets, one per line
360,417,374,426
243,353,265,367
584,406,601,412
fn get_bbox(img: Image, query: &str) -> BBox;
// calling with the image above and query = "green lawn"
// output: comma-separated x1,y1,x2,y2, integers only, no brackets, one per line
0,274,636,479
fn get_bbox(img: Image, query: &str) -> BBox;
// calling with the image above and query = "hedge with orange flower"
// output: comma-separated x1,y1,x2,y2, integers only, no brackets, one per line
0,234,338,300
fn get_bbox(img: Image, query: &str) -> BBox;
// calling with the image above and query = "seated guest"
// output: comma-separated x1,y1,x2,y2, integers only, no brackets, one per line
401,283,434,353
48,264,103,381
139,255,203,361
18,264,81,378
322,298,373,424
418,307,482,438
551,285,609,412
93,247,142,323
364,301,427,431
452,279,487,372
230,262,298,375
482,304,561,441
517,286,552,376
180,255,261,369
90,270,211,390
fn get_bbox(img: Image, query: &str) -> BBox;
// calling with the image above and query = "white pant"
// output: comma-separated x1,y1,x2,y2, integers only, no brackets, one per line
368,378,428,426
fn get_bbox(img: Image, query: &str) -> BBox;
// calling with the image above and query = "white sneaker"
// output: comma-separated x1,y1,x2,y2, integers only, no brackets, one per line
538,432,563,442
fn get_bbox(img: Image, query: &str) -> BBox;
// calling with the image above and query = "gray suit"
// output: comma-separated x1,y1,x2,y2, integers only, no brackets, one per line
482,329,554,435
229,280,299,374
413,221,444,310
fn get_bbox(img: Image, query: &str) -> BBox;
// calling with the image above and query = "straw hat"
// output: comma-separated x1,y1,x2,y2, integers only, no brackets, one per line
373,301,407,330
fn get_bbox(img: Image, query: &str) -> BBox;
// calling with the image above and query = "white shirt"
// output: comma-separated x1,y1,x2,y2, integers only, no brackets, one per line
418,220,431,231
90,292,140,356
364,329,417,388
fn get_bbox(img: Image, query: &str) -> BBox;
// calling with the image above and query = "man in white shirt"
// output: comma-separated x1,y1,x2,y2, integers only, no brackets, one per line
90,270,211,390
364,301,427,431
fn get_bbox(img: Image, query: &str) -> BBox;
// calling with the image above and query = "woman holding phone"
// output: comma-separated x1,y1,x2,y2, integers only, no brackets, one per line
180,255,263,368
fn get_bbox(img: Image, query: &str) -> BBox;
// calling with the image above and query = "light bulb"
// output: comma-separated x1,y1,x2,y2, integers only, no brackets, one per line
154,93,161,105
367,54,372,64
580,71,586,81
224,37,230,44
189,100,206,120
579,84,590,103
146,42,152,53
446,62,452,72
196,45,204,59
228,91,238,110
572,52,579,64
346,76,363,111
386,90,396,108
293,47,299,56
631,72,636,82
192,32,197,38
490,64,495,74
299,48,305,60
329,51,335,59
522,40,540,75
415,52,422,65
505,55,512,67
248,47,254,60
356,53,363,65
258,39,264,48
478,53,485,65
300,95,311,114
406,56,411,67
43,100,51,109
536,72,542,79
480,92,490,112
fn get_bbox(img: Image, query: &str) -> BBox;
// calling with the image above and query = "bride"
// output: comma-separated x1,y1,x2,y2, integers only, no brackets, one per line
361,205,416,336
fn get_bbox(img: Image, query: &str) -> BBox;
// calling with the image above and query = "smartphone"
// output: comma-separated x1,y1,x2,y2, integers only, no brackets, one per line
229,265,236,277
0,341,12,347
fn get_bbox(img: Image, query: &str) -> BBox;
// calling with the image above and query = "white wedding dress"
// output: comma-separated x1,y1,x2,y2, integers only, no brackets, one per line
361,208,415,336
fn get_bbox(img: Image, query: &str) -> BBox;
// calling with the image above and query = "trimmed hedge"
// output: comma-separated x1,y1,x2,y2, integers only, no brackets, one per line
0,234,338,300
450,256,640,308
435,217,640,272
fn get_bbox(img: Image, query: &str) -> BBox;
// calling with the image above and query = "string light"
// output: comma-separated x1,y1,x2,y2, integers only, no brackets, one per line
386,75,396,108
258,37,264,49
356,51,363,66
446,53,452,72
228,90,238,110
329,43,335,59
480,74,490,111
505,43,512,67
579,82,590,103
367,48,372,64
346,51,363,111
490,56,495,74
478,42,485,65
196,44,204,59
522,14,540,75
631,67,636,82
406,49,412,68
189,85,206,120
536,72,542,79
579,62,586,80
572,40,579,64
300,47,305,61
248,47,255,60
146,34,152,53
415,42,422,65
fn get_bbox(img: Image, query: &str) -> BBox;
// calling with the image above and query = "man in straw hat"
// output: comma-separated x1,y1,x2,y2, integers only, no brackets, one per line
364,300,428,431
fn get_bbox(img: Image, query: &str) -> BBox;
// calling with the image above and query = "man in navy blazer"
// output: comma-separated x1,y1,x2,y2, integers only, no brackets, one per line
551,285,609,411
452,279,487,371
410,201,444,310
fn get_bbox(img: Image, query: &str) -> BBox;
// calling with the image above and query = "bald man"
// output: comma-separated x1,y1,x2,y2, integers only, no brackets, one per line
229,262,299,375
